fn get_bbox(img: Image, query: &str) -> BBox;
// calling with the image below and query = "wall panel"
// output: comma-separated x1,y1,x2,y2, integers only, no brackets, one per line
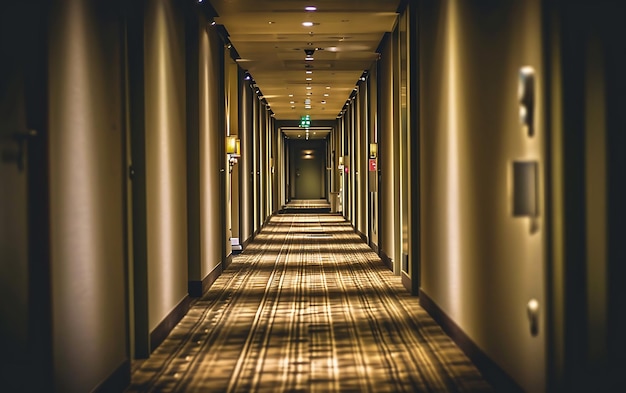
48,1,127,390
419,0,546,391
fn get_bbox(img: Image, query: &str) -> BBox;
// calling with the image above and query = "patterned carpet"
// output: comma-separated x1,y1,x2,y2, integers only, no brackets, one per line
127,214,492,393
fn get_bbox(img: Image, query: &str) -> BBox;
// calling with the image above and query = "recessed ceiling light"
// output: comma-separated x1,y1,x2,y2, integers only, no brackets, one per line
290,101,295,104
302,22,314,27
306,86,312,89
321,100,326,104
306,77,312,81
268,21,275,24
305,6,317,11
289,94,294,97
306,70,313,74
323,93,329,97
305,57,314,61
326,86,331,89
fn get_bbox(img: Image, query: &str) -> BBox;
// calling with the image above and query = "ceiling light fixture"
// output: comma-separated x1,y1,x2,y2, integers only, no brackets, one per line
305,6,317,11
306,71,313,74
302,21,314,27
306,77,312,81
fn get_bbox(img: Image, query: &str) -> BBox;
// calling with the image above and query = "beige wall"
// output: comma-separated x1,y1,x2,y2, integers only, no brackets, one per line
198,19,224,278
239,80,253,243
48,1,127,391
357,85,369,237
369,65,379,248
379,33,399,271
144,0,188,330
419,0,546,391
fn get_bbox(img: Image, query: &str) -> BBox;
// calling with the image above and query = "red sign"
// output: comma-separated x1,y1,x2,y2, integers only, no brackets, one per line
369,158,377,172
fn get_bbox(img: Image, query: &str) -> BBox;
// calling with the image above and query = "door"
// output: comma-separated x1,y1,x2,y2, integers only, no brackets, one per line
293,140,325,199
0,2,50,388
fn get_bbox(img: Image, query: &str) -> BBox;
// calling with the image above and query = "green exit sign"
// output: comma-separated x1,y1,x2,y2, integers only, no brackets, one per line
300,115,311,128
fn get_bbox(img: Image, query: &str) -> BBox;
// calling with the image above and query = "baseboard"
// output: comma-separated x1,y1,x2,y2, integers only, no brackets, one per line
401,271,415,294
380,250,393,271
419,289,523,393
150,295,193,352
370,242,379,254
93,359,130,393
189,264,223,298
223,253,233,269
356,230,368,243
242,236,252,250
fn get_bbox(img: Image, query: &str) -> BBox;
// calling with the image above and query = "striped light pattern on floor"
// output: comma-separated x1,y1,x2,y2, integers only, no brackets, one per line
128,214,492,392
281,199,332,213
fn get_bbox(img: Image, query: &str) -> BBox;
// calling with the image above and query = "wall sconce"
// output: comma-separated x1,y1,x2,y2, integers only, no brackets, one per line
226,135,240,172
518,66,535,137
369,143,378,158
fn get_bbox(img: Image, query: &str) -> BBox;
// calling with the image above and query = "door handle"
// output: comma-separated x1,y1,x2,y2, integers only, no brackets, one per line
2,129,38,171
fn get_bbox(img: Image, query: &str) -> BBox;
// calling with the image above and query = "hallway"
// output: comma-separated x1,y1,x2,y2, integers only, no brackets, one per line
128,214,491,392
2,0,625,391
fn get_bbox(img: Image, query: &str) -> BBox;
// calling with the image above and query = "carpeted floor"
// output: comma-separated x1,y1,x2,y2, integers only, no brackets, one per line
281,199,332,213
127,214,492,392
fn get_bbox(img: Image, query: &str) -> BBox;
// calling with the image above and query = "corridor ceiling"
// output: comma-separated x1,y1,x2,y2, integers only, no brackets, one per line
208,0,401,121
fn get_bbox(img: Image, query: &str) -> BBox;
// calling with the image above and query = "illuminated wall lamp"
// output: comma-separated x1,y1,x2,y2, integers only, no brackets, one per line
369,143,378,158
226,135,241,172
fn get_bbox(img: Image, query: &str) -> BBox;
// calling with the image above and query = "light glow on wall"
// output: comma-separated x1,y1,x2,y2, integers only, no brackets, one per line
445,0,462,318
154,3,177,315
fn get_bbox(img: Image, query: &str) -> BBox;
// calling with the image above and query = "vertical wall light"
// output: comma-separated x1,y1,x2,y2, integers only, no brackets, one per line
226,135,240,172
518,66,536,137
